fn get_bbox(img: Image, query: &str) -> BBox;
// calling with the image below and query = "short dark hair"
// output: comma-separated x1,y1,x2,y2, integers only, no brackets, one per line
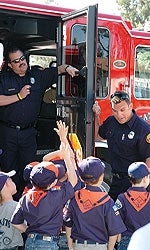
84,177,101,186
129,176,142,184
110,91,131,105
4,43,25,63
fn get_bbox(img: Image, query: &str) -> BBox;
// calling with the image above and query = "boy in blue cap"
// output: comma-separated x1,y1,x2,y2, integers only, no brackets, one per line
0,170,23,249
114,162,150,250
64,156,126,250
11,121,77,250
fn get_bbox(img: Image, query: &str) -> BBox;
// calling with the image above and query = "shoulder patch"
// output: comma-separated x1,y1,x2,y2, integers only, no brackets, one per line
146,133,150,143
113,198,122,212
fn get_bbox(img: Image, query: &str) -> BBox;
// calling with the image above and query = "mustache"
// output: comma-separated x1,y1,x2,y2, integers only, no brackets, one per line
19,63,26,68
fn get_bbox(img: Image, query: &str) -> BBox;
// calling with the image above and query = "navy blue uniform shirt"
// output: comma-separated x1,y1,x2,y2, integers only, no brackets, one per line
114,186,150,237
99,112,150,173
0,67,58,125
11,181,74,236
64,185,126,243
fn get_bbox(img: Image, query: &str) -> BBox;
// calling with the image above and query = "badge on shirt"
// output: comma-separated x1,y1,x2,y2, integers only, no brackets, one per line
113,199,122,212
128,131,135,139
146,133,150,143
30,77,35,84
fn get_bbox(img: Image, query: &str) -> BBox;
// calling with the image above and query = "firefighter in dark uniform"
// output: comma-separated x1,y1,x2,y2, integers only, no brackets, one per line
0,44,78,200
93,91,150,201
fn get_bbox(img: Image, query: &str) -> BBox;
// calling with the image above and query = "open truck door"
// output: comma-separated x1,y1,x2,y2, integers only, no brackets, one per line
57,5,98,159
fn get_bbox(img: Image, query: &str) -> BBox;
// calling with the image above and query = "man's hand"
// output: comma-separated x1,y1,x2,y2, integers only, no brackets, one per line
19,85,31,99
92,101,101,116
65,65,78,77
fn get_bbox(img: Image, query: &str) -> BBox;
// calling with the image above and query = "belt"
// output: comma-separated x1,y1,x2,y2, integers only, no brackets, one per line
113,172,128,179
0,120,35,130
73,239,103,245
28,233,59,242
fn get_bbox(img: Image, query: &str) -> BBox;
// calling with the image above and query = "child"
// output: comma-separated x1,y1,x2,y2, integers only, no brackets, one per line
11,121,77,250
0,170,23,250
22,161,39,195
42,132,80,250
114,162,150,250
64,156,126,250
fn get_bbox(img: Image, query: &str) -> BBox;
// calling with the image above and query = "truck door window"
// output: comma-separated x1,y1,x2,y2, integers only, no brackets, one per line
134,46,150,99
70,24,109,98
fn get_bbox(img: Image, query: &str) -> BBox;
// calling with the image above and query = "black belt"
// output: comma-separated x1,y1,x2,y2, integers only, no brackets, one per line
0,121,35,130
113,172,128,179
28,233,59,242
73,239,104,245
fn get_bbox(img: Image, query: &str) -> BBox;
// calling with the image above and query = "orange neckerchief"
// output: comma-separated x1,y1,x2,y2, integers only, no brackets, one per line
124,190,150,212
28,188,48,207
22,186,30,196
75,188,110,213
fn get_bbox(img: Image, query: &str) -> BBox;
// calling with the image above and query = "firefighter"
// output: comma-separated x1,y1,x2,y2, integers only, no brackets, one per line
0,43,78,200
93,90,150,201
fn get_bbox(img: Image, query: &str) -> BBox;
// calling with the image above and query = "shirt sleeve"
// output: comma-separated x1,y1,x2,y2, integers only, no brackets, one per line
98,116,114,139
104,198,127,236
41,67,58,89
11,199,24,225
137,128,150,160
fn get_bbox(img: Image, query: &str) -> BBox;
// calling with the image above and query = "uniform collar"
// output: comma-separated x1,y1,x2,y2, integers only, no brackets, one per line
10,67,32,77
128,186,147,192
85,185,103,192
126,110,137,129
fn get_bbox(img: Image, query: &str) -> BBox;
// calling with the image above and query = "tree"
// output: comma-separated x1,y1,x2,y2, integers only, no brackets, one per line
116,0,150,28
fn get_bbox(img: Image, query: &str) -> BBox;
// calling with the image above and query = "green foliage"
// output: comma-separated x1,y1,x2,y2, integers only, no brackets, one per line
116,0,150,28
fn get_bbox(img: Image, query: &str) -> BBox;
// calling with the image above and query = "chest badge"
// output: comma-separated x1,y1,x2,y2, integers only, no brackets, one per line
128,131,135,139
146,133,150,143
30,77,35,84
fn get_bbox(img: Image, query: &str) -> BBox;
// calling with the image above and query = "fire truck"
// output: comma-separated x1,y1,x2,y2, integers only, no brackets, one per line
0,0,149,177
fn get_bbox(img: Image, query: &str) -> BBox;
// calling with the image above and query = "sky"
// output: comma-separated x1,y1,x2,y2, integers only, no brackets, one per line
20,0,120,15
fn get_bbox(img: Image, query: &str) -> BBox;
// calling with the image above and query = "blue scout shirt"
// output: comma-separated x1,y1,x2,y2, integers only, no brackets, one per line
99,112,150,173
114,186,150,237
0,67,58,125
64,185,126,243
11,181,74,236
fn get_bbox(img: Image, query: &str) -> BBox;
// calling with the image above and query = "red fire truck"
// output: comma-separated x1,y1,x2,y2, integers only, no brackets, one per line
0,0,149,172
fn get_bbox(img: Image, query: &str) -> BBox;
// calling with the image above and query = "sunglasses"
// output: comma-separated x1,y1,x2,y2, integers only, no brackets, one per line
110,92,130,100
10,55,26,64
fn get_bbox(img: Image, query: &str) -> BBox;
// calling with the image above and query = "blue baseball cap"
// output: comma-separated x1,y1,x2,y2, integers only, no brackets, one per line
78,156,105,182
23,162,39,182
128,162,150,180
0,170,16,191
30,161,66,188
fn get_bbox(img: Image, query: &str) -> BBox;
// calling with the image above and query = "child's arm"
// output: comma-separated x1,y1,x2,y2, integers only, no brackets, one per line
11,223,28,234
43,149,61,161
117,233,121,242
54,120,68,144
65,226,73,250
107,235,118,250
54,121,77,187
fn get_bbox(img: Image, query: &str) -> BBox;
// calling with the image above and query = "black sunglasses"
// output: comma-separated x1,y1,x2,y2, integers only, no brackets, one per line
10,55,26,64
110,92,130,100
